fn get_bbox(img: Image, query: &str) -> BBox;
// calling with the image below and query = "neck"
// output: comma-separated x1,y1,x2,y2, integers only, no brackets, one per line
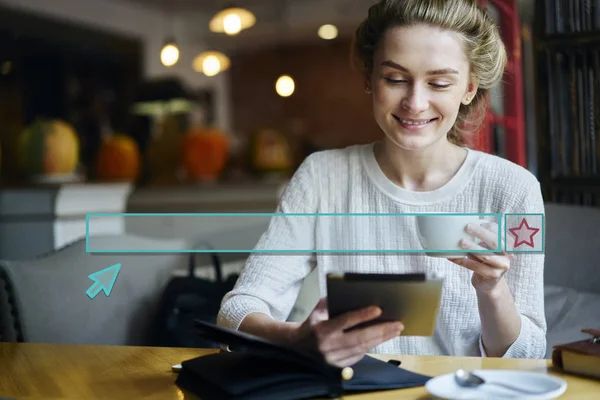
374,138,468,192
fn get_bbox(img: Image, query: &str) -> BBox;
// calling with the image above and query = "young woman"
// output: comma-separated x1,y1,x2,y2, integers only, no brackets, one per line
217,0,546,367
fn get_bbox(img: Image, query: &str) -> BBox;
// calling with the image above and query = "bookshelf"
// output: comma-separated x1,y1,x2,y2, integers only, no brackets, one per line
534,0,600,206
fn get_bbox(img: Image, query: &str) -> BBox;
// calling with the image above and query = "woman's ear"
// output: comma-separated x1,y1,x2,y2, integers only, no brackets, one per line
462,79,479,105
364,73,372,94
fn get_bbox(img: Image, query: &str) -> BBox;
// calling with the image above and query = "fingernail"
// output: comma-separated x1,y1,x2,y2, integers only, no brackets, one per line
372,306,382,316
395,322,404,332
465,224,473,233
459,239,469,249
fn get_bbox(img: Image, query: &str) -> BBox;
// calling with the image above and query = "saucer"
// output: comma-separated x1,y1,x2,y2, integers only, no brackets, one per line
425,369,567,399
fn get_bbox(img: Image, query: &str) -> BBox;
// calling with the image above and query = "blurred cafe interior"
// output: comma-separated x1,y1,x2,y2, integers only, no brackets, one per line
0,0,560,263
3,4,600,399
0,0,390,261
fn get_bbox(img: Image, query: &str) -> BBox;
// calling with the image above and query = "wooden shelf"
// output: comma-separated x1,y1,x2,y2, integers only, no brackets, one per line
536,32,600,48
545,177,600,189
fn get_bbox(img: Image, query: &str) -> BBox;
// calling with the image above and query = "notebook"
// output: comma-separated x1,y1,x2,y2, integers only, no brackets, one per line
552,328,600,380
174,320,432,400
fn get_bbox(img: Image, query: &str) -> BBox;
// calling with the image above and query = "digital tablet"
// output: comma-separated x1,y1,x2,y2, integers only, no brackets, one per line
326,273,444,337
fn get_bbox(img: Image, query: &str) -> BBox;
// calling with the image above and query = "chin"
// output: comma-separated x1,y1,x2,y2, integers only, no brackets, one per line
385,135,439,151
382,126,448,152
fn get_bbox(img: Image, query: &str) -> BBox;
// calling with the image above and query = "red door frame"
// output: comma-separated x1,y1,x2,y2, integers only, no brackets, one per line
470,0,526,168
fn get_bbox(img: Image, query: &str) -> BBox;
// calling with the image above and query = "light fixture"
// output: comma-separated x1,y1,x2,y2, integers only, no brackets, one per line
160,39,179,67
131,78,194,117
209,6,256,36
318,24,338,40
275,75,295,97
192,51,231,77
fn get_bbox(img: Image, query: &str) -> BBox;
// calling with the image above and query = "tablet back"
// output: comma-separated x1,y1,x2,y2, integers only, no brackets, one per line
326,273,443,336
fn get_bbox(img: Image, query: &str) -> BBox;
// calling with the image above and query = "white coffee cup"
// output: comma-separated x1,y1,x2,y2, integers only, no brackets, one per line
416,214,492,258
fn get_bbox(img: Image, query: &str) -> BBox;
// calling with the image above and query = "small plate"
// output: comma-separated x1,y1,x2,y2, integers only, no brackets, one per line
425,369,568,399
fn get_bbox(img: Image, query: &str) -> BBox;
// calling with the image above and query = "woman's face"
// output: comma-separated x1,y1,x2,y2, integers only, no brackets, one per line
369,24,478,151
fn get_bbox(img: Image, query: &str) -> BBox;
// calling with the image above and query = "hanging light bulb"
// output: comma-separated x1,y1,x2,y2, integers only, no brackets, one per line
318,24,338,40
209,7,256,36
275,75,295,97
203,56,221,76
161,40,179,67
193,51,231,77
223,13,242,35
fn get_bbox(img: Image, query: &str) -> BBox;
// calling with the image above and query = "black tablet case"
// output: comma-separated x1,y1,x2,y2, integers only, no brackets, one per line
174,320,431,400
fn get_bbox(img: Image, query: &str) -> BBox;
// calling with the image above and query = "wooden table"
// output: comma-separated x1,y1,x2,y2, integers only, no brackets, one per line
1,342,599,399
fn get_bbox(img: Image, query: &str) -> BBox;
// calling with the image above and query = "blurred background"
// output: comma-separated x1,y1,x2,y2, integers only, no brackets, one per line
0,0,593,261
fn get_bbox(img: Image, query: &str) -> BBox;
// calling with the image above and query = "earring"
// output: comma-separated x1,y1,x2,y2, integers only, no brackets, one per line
365,87,372,94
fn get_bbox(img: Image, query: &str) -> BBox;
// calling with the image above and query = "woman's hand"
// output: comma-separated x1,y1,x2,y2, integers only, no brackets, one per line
292,297,403,367
449,222,513,293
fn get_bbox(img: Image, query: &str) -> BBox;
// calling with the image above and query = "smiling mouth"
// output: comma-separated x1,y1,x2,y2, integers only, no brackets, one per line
393,115,437,125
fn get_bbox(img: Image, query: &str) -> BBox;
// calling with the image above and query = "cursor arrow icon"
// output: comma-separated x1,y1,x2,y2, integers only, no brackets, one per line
86,263,121,299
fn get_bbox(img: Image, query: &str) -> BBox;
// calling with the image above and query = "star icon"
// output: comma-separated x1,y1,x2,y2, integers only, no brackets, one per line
508,218,540,248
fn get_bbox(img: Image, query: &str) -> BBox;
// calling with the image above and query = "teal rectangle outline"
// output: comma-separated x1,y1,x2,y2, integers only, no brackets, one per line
85,212,503,254
504,213,545,253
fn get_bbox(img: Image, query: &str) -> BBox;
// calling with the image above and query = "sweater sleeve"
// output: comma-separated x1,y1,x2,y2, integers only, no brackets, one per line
217,155,319,331
480,180,548,359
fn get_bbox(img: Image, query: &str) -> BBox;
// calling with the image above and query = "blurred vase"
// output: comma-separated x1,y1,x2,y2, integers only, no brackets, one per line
145,115,184,185
182,126,229,182
96,134,141,182
18,118,80,180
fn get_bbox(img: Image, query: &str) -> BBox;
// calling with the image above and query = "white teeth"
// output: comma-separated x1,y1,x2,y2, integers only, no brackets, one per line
400,119,430,125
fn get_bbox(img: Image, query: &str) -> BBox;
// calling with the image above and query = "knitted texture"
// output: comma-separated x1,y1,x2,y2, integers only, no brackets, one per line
218,142,547,358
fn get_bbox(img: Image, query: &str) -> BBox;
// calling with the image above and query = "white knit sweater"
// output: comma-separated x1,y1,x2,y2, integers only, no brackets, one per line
217,142,547,359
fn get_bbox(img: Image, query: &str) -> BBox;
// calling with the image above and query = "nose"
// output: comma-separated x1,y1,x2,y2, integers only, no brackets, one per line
401,86,429,114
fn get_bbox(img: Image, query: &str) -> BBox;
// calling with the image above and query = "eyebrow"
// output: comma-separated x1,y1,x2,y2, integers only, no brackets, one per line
381,60,459,75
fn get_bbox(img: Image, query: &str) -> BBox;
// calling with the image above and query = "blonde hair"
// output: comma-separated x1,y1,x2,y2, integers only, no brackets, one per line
353,0,507,146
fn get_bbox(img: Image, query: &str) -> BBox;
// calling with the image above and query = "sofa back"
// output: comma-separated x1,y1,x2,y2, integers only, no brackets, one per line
544,202,600,294
0,235,190,345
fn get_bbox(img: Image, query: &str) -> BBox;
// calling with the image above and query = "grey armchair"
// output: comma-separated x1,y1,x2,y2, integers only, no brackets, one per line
0,234,190,346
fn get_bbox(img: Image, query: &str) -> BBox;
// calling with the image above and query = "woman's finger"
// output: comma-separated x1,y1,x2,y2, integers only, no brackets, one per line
315,305,381,342
323,322,402,365
308,297,329,325
319,320,402,354
343,321,403,350
478,241,513,261
459,237,496,259
465,222,502,252
327,353,365,368
459,238,511,273
450,256,506,280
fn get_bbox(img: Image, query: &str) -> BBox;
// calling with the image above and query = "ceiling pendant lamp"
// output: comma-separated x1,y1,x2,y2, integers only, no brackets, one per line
160,38,180,67
160,2,179,67
275,75,295,97
318,24,338,40
192,51,231,77
209,6,256,36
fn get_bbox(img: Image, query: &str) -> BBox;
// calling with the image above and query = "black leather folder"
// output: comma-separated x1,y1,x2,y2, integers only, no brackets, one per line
174,320,431,400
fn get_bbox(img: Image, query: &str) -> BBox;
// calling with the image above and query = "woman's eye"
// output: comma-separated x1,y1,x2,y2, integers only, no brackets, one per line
430,83,451,89
385,78,406,83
